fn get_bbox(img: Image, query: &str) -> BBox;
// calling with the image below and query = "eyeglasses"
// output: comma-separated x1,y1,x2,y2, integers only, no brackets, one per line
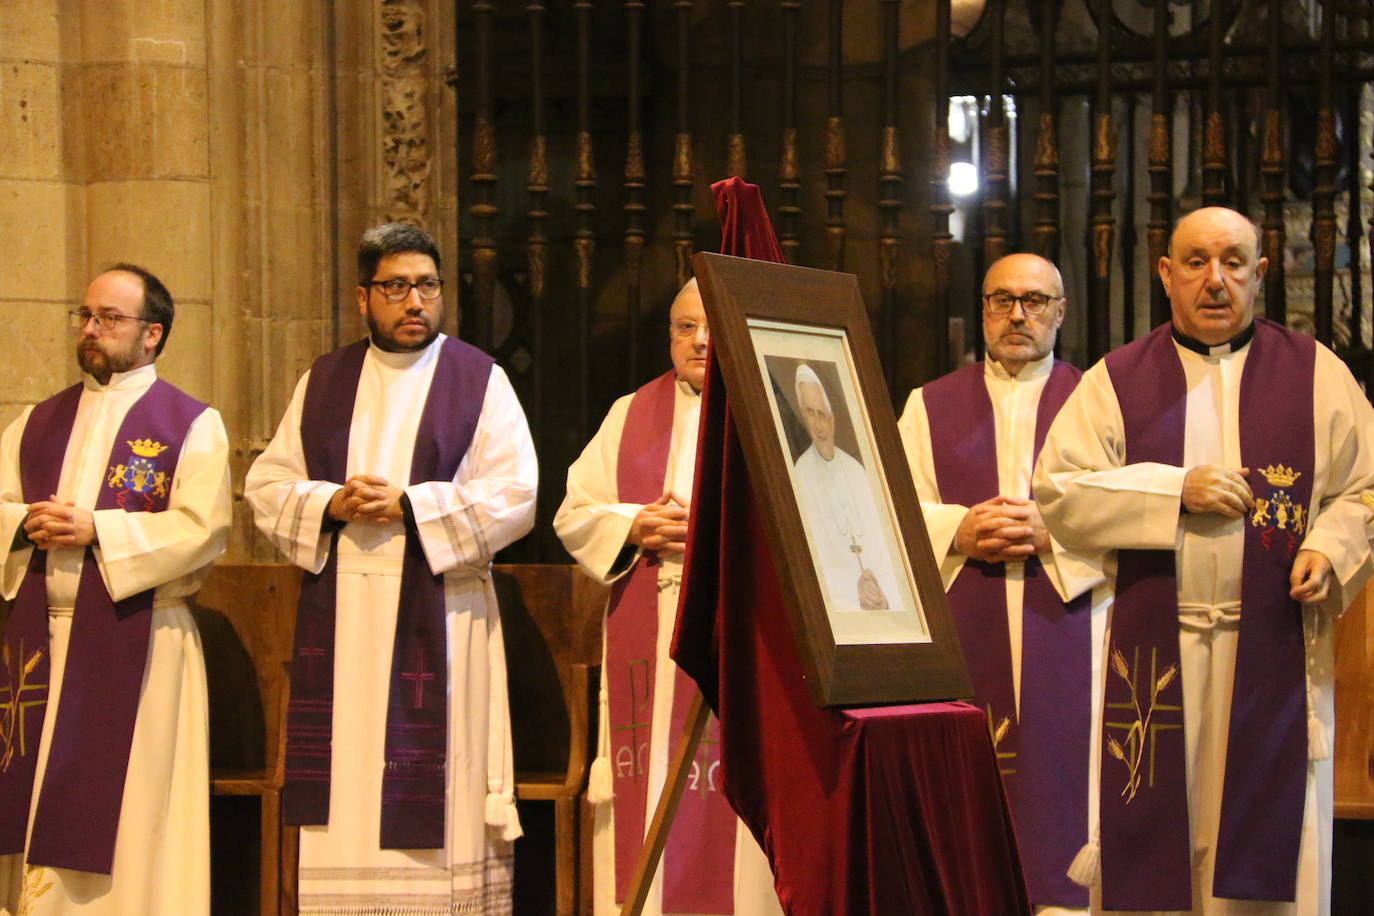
669,320,709,341
982,292,1060,315
364,277,444,302
69,309,154,333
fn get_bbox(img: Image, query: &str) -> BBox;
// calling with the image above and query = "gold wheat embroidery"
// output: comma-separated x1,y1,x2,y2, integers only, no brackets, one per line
985,704,1016,777
1105,647,1179,802
17,866,54,915
1,641,46,772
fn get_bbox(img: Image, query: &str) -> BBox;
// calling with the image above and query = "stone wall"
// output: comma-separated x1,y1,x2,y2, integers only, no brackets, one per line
0,0,457,561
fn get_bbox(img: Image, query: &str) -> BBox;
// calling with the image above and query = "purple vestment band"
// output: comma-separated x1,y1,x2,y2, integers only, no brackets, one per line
606,369,736,914
285,337,493,850
923,360,1091,908
1100,319,1314,909
0,378,204,874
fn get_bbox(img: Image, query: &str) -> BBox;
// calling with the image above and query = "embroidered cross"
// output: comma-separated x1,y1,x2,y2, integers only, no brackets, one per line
690,723,722,796
612,659,654,777
1,641,48,770
400,648,436,710
1105,645,1183,799
297,646,326,679
985,703,1017,778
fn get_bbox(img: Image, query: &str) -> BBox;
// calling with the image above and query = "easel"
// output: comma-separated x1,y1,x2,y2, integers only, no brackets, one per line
618,688,713,916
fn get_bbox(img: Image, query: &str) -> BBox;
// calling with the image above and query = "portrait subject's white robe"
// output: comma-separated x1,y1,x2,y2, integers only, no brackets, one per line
245,336,537,916
898,354,1107,916
554,377,783,916
0,364,231,916
791,444,902,613
1033,339,1374,916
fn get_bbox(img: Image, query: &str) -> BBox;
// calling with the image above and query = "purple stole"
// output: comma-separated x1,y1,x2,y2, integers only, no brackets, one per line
606,370,736,914
922,360,1090,909
0,378,204,874
1100,319,1314,909
283,337,492,849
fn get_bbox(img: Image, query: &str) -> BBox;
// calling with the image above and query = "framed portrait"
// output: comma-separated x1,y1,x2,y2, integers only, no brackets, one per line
693,251,970,707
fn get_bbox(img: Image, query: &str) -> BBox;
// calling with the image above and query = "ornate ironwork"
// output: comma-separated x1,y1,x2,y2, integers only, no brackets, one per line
824,0,847,272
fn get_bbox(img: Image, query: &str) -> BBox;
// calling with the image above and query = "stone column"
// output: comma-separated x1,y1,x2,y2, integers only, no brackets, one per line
76,0,215,403
0,3,84,430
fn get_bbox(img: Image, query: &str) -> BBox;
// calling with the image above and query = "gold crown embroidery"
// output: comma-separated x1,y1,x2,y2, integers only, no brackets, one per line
127,438,169,458
1260,464,1300,487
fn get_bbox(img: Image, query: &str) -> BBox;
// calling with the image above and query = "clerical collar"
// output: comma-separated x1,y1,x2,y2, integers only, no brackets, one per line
986,352,1052,382
83,361,157,392
368,332,444,368
1171,322,1254,357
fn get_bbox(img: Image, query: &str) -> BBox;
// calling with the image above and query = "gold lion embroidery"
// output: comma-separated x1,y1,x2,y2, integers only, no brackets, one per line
1362,490,1374,514
1250,464,1306,554
106,439,170,510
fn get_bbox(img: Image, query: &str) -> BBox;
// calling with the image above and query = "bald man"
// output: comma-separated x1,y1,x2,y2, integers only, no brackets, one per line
1035,207,1374,914
555,280,782,916
898,253,1100,915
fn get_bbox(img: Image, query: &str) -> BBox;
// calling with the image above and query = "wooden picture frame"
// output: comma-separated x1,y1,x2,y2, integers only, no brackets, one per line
693,251,970,707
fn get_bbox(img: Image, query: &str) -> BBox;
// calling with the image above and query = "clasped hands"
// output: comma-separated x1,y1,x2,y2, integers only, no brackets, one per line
1182,464,1331,604
328,475,404,524
627,493,688,557
22,495,96,549
955,495,1050,564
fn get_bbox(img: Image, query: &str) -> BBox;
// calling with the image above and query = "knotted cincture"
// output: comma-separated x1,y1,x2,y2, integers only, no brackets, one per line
1067,827,1101,888
485,785,523,842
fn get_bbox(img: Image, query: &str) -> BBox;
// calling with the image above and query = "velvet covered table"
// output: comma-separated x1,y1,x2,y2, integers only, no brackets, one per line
670,373,1031,914
668,178,1031,915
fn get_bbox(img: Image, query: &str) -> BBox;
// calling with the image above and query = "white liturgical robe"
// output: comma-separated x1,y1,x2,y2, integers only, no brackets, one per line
553,376,783,916
0,364,231,916
898,354,1106,916
245,336,537,916
792,444,902,613
1033,337,1374,916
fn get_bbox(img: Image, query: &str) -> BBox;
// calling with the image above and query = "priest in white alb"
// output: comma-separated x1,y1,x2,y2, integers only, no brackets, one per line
1033,207,1374,915
0,264,230,915
554,279,783,916
245,223,537,915
898,252,1102,916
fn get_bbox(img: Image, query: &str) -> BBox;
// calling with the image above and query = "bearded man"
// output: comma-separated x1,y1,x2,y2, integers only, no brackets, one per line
246,223,537,915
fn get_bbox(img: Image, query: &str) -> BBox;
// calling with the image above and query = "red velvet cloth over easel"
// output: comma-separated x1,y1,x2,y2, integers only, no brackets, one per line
670,177,1031,915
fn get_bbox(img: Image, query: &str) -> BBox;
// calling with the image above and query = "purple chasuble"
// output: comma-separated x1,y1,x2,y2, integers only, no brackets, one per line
922,360,1090,908
606,370,736,914
0,379,204,874
284,337,493,850
1100,319,1314,909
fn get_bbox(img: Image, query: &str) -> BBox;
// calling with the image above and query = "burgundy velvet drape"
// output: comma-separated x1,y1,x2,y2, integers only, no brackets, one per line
669,178,1030,915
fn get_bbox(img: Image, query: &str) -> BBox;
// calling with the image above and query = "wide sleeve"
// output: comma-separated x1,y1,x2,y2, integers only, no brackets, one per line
1033,361,1188,554
1299,346,1374,610
552,394,645,584
93,406,232,601
404,365,538,575
244,370,344,574
896,388,967,589
0,406,35,599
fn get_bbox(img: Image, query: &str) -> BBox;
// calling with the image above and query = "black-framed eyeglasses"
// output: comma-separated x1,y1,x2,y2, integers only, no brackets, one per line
68,309,154,333
363,277,444,302
982,292,1060,315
